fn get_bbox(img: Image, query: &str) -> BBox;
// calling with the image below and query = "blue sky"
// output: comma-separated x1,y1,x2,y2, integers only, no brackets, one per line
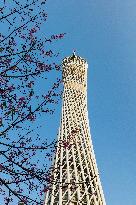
45,1,136,204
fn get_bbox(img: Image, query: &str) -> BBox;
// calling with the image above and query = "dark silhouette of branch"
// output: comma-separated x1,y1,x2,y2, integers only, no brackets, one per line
0,139,56,150
0,0,39,21
0,15,38,44
0,1,65,204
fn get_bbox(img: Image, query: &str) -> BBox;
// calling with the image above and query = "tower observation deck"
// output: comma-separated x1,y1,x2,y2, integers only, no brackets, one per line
44,53,106,205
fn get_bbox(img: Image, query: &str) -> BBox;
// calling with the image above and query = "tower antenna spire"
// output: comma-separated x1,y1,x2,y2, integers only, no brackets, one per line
71,49,76,60
73,48,76,55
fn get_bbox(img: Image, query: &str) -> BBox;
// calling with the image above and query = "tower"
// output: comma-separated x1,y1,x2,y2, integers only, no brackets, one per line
44,53,106,205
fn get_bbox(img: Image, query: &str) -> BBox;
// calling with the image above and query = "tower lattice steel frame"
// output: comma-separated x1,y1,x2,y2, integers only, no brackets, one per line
44,53,106,205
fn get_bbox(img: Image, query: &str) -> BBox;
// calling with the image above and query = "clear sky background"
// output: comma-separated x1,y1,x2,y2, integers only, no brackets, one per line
1,0,136,204
44,1,136,205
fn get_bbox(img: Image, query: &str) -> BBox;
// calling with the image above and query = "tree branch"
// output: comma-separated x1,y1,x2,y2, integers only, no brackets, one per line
0,15,38,44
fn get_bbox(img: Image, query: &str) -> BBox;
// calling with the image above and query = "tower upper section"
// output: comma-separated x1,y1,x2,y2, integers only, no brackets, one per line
62,53,88,92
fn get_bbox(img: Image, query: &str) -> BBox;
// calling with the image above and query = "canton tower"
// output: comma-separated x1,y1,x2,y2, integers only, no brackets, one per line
44,53,106,205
